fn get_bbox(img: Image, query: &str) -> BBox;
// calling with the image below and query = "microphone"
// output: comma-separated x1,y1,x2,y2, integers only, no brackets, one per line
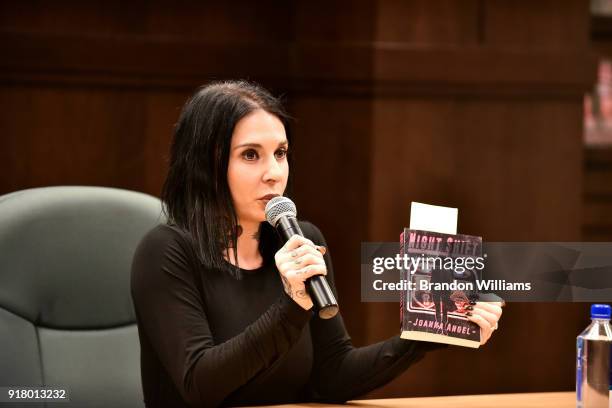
265,196,339,319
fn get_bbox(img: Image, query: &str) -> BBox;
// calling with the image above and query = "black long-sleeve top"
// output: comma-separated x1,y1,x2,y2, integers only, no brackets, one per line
131,221,440,407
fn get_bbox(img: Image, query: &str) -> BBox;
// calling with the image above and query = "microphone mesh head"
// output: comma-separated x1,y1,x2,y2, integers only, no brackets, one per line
265,196,297,227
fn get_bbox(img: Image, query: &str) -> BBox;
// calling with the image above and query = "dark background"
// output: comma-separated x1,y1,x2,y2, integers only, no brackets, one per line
1,0,611,399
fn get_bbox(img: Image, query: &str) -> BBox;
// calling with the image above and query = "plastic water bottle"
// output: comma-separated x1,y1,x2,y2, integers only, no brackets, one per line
577,304,612,408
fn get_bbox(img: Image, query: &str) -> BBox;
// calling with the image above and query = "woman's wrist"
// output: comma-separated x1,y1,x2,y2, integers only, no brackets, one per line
283,286,313,310
293,296,313,311
279,291,313,327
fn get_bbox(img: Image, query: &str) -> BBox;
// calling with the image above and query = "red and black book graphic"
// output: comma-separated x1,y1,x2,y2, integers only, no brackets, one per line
400,229,482,348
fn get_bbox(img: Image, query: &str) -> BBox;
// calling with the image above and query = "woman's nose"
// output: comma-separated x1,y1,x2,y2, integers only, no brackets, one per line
263,156,283,182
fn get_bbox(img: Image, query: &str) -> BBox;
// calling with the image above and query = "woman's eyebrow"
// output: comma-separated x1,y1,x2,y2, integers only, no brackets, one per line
233,143,261,150
233,140,289,150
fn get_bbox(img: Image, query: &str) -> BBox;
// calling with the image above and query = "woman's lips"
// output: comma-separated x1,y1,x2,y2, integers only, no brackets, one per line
259,194,279,201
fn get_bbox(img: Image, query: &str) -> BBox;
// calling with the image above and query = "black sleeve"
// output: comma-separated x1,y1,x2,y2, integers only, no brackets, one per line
300,222,444,402
130,226,312,407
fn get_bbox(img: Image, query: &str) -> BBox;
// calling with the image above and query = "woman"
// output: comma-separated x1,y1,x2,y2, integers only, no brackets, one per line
131,80,503,407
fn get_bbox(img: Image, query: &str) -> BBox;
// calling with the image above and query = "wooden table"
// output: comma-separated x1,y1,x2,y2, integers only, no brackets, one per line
257,392,575,408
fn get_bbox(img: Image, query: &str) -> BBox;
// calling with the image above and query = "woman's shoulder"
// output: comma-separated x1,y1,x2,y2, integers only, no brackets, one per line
133,223,197,266
137,223,192,249
131,224,199,289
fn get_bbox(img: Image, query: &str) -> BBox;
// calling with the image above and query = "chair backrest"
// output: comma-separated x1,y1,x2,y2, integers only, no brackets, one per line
0,186,164,407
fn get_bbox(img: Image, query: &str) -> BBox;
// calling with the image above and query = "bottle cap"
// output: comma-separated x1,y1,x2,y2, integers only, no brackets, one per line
591,304,611,319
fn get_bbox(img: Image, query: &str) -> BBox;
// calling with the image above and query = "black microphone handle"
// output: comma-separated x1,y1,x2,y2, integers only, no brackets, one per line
276,217,339,319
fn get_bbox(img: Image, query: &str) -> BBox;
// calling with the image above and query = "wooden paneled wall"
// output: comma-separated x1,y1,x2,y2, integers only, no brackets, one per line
584,148,612,241
0,0,598,399
585,16,612,243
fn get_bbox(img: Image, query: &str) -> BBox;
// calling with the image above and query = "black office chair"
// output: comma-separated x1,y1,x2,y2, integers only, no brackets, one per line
0,186,164,407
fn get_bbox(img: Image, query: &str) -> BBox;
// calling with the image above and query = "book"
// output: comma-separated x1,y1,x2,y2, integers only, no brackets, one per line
399,202,483,348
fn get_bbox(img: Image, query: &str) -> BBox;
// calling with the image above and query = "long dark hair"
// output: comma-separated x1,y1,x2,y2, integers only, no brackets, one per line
161,80,292,277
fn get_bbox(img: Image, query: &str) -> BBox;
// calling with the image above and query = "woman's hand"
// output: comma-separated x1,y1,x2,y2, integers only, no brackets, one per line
466,301,504,346
275,235,327,310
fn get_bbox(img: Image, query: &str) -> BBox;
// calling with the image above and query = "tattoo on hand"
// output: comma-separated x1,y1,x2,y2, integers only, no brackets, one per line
294,289,308,298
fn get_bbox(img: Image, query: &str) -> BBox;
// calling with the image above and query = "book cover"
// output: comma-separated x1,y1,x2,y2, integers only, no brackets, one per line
400,203,483,348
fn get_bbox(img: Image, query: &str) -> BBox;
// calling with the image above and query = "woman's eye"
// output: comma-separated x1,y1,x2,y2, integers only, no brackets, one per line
275,148,288,159
242,149,258,161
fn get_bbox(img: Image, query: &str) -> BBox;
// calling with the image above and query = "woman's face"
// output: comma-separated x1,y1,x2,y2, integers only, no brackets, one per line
227,109,289,227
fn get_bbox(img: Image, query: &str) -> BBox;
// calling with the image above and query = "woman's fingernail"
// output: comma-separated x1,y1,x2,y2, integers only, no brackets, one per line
469,301,476,305
466,312,473,316
466,306,474,311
